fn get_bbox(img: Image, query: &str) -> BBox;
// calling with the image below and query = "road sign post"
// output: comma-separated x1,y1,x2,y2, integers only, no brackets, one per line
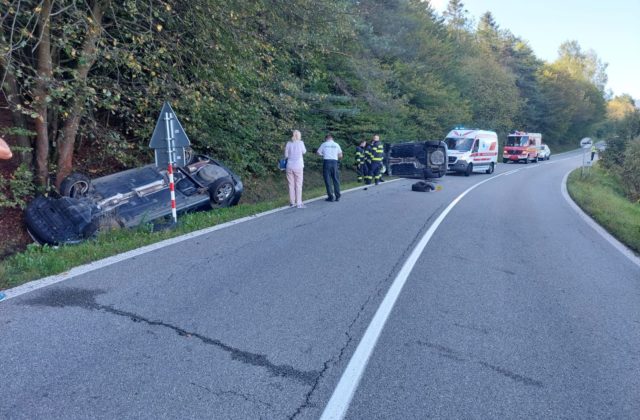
149,102,193,225
164,112,178,224
580,137,593,177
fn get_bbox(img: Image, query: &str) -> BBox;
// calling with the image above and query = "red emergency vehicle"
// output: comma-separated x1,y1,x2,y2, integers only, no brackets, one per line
503,131,542,164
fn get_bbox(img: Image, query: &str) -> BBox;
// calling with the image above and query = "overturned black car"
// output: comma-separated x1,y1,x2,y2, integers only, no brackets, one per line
25,153,243,245
385,140,448,179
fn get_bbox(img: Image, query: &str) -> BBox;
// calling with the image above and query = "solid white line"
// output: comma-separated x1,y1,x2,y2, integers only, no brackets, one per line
319,172,508,420
0,180,399,302
320,153,616,420
561,170,640,268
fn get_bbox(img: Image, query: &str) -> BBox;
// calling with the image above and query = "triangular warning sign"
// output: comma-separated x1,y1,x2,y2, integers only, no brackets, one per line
149,102,191,149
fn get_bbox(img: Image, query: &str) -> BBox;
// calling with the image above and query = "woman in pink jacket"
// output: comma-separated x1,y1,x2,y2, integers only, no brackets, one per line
284,130,307,208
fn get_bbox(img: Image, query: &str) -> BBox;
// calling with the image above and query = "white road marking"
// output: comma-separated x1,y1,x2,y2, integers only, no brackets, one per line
0,181,399,302
561,170,640,268
319,153,610,420
319,172,510,420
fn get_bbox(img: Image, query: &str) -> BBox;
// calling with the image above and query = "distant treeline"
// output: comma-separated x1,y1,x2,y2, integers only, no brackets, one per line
0,0,638,191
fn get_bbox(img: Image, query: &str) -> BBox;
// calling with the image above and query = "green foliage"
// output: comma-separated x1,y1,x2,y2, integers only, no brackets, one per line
599,136,628,169
621,138,640,202
567,166,640,254
0,163,36,209
1,0,614,196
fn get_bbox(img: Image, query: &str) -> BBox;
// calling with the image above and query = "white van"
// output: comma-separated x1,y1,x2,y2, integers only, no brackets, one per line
444,128,499,176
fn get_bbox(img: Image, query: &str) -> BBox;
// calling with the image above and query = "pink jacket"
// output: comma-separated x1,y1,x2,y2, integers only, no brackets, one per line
285,140,307,170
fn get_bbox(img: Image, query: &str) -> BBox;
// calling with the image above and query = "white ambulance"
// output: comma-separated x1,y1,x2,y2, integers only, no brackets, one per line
444,128,499,176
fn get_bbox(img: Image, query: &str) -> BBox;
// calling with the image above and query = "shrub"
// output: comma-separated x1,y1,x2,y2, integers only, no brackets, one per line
621,137,640,202
0,163,36,209
599,136,629,170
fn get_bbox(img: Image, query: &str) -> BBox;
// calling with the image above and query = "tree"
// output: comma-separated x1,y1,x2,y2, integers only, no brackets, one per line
556,40,608,91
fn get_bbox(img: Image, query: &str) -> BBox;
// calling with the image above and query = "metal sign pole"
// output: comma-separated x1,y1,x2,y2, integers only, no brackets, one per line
164,112,178,224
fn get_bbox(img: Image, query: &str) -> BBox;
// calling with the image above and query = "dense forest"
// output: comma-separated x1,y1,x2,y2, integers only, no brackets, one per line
1,0,639,206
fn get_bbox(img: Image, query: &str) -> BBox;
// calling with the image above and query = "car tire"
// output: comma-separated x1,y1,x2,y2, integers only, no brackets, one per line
524,157,529,164
60,172,92,198
502,158,508,164
465,163,472,176
208,177,235,208
485,162,494,174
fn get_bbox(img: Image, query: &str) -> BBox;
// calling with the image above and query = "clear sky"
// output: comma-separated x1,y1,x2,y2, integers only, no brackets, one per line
429,0,640,100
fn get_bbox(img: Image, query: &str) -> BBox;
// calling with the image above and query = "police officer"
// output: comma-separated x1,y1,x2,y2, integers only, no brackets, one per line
369,134,384,185
317,134,343,202
355,140,368,183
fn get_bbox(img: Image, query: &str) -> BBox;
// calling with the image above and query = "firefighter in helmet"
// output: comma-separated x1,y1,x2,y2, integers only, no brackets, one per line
369,134,384,185
355,139,369,183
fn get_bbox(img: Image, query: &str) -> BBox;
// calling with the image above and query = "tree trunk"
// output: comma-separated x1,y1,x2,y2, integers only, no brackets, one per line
34,0,54,186
55,1,107,188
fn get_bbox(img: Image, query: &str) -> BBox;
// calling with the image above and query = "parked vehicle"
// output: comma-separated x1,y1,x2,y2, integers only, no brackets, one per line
25,153,243,245
503,131,542,163
385,140,448,180
538,144,551,160
444,128,498,176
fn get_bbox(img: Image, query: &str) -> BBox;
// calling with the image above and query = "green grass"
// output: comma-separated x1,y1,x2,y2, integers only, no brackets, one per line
0,172,361,290
567,165,640,255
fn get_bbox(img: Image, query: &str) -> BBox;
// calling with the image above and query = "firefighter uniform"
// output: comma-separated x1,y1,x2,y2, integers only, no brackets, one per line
369,140,384,185
355,143,368,183
364,143,373,184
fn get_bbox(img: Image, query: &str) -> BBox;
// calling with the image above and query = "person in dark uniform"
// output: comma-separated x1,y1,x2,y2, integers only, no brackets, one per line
355,140,368,183
364,140,373,185
369,134,384,185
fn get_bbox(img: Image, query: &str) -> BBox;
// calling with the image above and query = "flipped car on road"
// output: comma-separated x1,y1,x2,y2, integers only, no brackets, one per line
25,153,243,245
384,141,448,192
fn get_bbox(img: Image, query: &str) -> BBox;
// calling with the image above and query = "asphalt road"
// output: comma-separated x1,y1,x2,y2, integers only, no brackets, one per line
1,151,639,419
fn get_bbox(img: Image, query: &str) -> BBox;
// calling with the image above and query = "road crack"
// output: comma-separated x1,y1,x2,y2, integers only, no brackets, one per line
288,206,445,419
22,287,319,386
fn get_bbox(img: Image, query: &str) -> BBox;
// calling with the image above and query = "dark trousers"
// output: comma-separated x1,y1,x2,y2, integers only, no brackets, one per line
356,163,369,182
370,161,382,184
323,160,341,200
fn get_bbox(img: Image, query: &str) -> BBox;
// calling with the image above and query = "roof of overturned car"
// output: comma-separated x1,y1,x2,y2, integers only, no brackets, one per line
25,104,243,246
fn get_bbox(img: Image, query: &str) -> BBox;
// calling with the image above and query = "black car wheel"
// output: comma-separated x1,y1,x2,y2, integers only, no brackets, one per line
208,177,235,208
60,173,92,198
485,162,494,174
465,163,473,176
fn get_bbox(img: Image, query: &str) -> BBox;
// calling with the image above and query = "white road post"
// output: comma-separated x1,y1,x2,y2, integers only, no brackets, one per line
164,112,178,224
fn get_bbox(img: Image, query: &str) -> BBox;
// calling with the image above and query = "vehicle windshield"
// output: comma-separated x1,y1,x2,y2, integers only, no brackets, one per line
445,137,474,151
506,136,528,147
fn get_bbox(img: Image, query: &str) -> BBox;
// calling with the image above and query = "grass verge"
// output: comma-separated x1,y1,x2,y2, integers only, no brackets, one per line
566,165,640,255
0,171,361,290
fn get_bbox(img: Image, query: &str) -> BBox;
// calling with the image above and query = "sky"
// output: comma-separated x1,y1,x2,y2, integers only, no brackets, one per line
429,0,640,100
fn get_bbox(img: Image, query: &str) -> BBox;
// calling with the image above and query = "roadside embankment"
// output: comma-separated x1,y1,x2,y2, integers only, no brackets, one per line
566,165,640,255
